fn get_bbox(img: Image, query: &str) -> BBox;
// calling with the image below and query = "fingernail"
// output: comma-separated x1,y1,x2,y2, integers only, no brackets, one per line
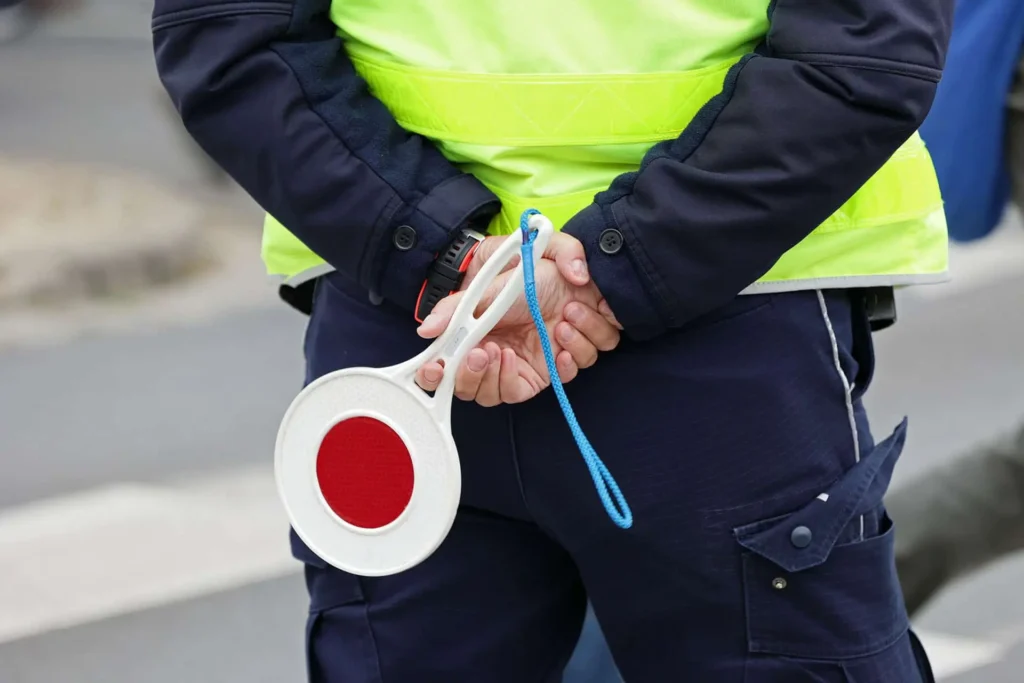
564,304,583,324
571,259,588,279
420,313,439,328
598,300,613,318
425,367,443,382
467,351,487,372
558,325,576,343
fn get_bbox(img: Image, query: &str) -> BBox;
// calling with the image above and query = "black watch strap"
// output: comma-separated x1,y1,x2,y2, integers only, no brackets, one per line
415,229,484,322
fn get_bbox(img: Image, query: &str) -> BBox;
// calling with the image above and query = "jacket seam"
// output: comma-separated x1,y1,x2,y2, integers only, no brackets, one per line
603,55,755,326
776,52,942,81
415,174,480,227
152,2,291,31
266,43,416,228
362,194,405,289
608,201,674,327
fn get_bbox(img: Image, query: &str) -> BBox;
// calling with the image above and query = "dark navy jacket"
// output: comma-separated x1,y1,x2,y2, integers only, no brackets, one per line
152,0,952,341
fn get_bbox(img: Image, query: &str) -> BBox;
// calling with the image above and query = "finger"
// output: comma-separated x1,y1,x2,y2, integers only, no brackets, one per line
556,321,599,369
544,233,589,286
556,349,579,384
597,299,623,331
463,237,522,291
418,269,517,338
500,253,522,273
565,302,621,352
498,347,532,404
467,235,506,267
415,361,445,393
453,348,490,401
417,290,464,338
462,235,508,285
474,342,503,407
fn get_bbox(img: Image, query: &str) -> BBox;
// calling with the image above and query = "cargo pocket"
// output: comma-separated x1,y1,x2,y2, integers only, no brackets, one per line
741,514,907,659
737,515,932,682
733,419,935,683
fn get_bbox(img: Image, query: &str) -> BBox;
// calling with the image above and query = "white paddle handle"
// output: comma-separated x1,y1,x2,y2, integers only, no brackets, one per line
388,215,554,423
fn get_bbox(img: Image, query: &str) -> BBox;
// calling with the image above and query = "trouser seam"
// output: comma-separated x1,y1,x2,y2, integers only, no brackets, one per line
816,290,865,540
358,576,387,683
507,408,537,521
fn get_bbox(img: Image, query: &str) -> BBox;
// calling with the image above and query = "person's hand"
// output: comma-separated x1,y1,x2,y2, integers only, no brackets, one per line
459,232,588,293
458,234,620,383
414,234,620,406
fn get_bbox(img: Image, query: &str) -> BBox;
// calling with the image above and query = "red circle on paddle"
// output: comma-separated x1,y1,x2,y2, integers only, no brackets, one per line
315,416,414,529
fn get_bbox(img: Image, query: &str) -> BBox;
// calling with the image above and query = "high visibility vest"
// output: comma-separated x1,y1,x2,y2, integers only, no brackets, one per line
263,0,948,291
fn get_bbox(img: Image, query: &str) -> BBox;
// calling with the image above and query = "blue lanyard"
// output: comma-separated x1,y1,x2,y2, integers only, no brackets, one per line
518,209,633,529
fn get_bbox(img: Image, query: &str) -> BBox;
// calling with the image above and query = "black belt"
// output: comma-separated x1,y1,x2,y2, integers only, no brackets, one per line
861,286,897,332
278,279,319,316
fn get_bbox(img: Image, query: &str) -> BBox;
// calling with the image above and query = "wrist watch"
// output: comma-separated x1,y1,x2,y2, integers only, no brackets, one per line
414,228,485,323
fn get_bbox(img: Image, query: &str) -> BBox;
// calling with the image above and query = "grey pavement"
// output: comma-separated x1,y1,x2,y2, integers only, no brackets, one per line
0,306,306,509
0,575,309,683
950,643,1024,683
0,5,251,207
0,34,193,186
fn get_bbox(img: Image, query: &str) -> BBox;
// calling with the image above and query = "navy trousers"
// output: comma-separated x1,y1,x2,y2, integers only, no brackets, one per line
296,271,934,683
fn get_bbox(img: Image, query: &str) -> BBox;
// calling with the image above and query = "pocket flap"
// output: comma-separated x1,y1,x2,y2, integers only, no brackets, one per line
734,418,907,572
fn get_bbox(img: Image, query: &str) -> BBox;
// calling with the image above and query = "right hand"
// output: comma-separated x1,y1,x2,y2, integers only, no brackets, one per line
415,234,621,406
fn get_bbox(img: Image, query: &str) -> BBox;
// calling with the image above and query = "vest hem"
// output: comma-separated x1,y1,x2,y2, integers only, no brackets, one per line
741,271,950,294
273,267,951,294
280,263,337,287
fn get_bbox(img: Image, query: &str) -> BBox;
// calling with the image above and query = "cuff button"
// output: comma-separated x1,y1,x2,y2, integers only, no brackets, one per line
599,228,623,255
393,225,418,251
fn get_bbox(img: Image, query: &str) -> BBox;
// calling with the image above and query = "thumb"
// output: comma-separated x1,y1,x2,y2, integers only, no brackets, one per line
470,235,507,265
417,289,466,339
416,270,516,338
463,235,519,286
544,233,589,286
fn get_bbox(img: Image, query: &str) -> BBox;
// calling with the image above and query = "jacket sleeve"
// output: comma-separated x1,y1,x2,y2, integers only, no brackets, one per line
151,0,500,310
562,0,954,341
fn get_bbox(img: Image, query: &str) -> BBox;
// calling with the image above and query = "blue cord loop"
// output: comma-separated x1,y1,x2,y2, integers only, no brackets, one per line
518,209,633,529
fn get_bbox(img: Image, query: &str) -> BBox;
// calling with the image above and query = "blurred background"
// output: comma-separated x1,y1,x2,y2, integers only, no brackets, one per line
0,1,1023,682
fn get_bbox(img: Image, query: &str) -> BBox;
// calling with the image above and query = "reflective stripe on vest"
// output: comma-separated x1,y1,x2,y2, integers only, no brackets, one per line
263,2,947,289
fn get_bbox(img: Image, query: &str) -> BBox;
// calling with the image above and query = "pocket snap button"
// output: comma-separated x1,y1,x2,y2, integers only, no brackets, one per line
790,526,813,549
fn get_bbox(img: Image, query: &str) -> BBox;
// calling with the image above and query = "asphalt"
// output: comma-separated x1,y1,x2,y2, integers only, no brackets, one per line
0,306,305,509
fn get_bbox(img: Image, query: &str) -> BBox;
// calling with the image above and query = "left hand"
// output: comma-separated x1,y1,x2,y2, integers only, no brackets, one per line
414,238,620,406
460,233,620,387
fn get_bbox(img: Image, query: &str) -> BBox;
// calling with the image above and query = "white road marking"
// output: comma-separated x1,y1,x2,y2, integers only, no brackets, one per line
0,466,1016,681
916,630,1010,680
0,466,298,645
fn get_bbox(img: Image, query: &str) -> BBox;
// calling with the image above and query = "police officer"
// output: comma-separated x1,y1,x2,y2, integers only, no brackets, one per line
154,0,953,680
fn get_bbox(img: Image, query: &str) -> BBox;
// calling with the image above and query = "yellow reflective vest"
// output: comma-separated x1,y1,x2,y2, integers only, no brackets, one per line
263,0,948,291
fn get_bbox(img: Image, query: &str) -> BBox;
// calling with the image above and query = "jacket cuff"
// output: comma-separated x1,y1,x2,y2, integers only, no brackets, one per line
374,174,500,312
561,202,667,341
